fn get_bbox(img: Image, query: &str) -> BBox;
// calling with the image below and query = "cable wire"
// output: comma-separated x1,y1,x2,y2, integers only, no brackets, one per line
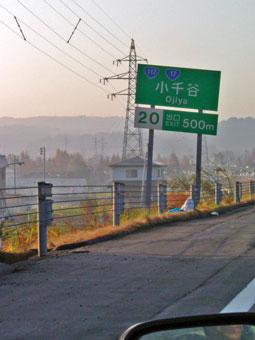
25,1,127,108
1,194,37,200
58,0,125,56
52,208,112,221
51,191,111,196
52,184,111,188
60,0,128,52
0,202,37,210
3,211,37,220
54,202,112,212
21,19,103,77
91,0,131,41
0,220,38,229
42,0,117,60
92,0,147,59
15,0,114,75
53,197,111,204
52,190,111,195
52,197,112,203
0,186,37,191
0,16,110,94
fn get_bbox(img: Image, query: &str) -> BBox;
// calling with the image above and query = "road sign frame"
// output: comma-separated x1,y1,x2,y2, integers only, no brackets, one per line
135,107,218,136
135,64,221,111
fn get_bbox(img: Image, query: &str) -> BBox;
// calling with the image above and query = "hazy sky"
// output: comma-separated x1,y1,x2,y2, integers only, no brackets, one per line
0,0,254,121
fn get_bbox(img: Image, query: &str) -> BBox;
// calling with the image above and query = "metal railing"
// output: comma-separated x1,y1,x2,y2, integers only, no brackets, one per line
1,179,255,255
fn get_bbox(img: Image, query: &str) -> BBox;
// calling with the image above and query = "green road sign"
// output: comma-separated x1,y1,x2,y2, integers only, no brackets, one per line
135,107,218,135
135,64,221,111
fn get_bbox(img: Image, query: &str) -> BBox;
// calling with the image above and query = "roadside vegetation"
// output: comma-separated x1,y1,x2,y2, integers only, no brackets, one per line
1,170,254,262
1,196,254,264
0,189,250,253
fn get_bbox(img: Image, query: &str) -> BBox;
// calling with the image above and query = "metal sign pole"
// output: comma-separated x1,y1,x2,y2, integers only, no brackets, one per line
145,105,155,209
146,128,154,209
195,109,203,204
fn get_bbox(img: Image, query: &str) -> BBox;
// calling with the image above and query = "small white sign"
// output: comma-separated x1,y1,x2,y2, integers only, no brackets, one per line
134,107,163,130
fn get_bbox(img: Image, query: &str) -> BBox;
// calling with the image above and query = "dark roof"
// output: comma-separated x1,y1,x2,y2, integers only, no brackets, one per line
109,156,166,168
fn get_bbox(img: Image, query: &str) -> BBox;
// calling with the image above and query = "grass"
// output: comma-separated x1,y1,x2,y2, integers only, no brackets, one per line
0,249,37,264
167,191,189,209
1,198,113,252
1,194,255,263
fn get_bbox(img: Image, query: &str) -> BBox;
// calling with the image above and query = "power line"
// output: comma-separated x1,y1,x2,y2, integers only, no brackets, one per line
69,0,129,49
1,2,127,109
91,0,131,41
0,17,110,94
15,0,114,74
40,2,127,105
0,10,126,110
20,4,126,107
0,16,21,39
91,0,147,59
57,0,126,56
42,0,117,59
16,16,103,77
0,3,105,77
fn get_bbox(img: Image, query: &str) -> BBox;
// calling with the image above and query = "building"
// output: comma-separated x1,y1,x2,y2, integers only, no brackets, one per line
109,156,166,207
0,155,8,190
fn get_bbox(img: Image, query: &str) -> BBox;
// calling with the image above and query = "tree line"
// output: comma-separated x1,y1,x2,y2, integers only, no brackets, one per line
8,148,250,184
6,150,196,183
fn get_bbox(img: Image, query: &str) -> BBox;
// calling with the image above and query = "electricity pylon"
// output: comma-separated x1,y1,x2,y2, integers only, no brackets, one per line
101,39,147,160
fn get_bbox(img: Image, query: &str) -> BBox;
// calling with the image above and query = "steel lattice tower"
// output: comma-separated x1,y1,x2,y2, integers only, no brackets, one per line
102,39,147,160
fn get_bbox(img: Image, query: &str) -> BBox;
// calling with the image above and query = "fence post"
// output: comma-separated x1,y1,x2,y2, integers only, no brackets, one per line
250,180,255,198
235,181,240,203
158,184,167,214
37,182,53,257
191,185,199,207
215,182,222,205
113,182,125,226
239,182,242,201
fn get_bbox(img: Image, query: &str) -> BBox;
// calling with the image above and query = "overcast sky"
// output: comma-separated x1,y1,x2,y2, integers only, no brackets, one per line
0,0,254,121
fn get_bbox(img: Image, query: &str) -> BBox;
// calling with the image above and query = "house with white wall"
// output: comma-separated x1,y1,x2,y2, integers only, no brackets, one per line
109,156,166,206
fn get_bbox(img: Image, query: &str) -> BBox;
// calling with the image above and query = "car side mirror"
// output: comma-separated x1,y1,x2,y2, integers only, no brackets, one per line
119,313,255,340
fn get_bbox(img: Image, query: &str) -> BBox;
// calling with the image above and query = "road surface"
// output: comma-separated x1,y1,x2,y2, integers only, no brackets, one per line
1,206,255,339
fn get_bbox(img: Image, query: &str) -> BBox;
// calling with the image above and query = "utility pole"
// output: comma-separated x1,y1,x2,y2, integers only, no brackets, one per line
94,137,98,161
14,157,17,194
40,147,46,182
100,137,105,157
101,39,147,160
13,156,19,194
7,156,24,194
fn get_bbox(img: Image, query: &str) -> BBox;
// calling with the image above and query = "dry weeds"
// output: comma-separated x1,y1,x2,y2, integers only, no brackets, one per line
1,198,255,263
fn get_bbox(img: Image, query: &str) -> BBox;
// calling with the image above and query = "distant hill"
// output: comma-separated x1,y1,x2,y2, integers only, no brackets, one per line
0,115,254,159
0,115,124,157
207,117,255,155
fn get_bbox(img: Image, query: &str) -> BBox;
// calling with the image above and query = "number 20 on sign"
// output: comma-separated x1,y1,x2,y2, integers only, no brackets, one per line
134,107,218,136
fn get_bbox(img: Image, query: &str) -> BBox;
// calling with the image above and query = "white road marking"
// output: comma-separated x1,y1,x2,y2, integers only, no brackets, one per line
221,278,255,313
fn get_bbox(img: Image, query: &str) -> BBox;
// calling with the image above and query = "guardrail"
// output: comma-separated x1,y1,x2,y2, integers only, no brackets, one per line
0,179,254,256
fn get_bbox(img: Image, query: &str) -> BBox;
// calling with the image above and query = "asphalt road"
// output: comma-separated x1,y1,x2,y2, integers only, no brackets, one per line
1,206,255,340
